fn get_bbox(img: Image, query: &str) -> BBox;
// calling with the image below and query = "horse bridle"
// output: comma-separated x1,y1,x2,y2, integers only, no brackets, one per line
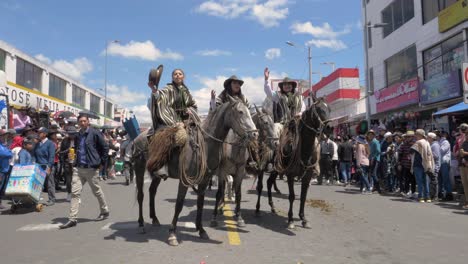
300,99,328,135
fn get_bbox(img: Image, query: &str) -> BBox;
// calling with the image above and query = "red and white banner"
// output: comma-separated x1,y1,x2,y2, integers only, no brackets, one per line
374,77,419,113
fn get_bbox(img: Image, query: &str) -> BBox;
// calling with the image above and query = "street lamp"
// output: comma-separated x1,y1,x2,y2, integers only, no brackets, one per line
286,41,312,99
363,2,388,130
321,62,336,72
104,40,119,119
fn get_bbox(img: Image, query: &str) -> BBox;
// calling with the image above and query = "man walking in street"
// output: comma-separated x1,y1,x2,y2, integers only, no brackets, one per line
59,114,110,229
34,127,56,206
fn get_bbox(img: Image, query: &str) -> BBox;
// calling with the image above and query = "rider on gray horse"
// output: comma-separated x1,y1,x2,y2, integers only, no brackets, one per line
209,75,250,111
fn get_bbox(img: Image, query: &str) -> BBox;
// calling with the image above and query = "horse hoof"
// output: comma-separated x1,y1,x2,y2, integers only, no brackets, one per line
302,221,311,229
199,231,210,240
237,219,246,228
275,190,282,195
138,226,146,234
168,235,179,246
152,219,161,227
287,222,295,230
210,220,218,227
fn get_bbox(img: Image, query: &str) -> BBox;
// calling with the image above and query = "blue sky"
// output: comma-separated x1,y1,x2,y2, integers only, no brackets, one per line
0,0,363,121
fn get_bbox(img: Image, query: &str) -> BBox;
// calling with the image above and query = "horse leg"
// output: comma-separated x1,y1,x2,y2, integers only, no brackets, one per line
255,169,265,216
234,168,245,228
149,176,162,226
299,169,313,229
211,173,225,227
135,159,146,233
287,174,296,230
273,173,282,194
267,171,278,214
168,181,189,246
196,180,210,240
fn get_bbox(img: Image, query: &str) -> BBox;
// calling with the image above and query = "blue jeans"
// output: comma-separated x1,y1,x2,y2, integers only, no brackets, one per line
369,161,380,192
340,162,351,183
438,163,452,195
414,166,429,199
359,165,370,192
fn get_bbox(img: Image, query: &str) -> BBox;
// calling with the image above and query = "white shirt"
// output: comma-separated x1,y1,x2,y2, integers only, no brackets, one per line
264,80,306,114
331,140,338,161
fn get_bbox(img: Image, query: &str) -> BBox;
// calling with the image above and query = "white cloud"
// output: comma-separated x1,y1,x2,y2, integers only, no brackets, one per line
196,49,232,56
131,104,152,124
306,39,347,51
105,40,183,61
106,84,147,105
291,22,350,39
35,54,93,80
265,48,281,60
196,0,289,28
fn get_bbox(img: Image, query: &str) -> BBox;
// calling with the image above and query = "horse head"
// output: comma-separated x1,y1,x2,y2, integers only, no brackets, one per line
302,97,330,134
224,95,258,142
253,105,277,150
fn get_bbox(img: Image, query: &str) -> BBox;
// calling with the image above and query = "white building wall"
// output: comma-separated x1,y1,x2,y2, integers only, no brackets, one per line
364,0,468,115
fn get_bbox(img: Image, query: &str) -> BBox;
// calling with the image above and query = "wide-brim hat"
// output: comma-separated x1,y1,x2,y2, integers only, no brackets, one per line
405,130,415,137
366,129,376,136
278,77,297,90
457,123,468,131
223,75,244,89
356,135,368,145
65,126,79,134
415,129,426,138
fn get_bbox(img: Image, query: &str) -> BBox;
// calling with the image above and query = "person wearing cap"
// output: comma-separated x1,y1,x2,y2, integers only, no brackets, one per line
0,129,13,210
210,75,250,112
454,123,468,161
458,127,468,209
59,126,79,202
367,130,381,193
410,129,434,203
438,131,453,201
355,135,371,194
398,131,416,197
263,67,305,124
427,132,440,201
16,139,34,165
34,127,56,206
59,114,110,229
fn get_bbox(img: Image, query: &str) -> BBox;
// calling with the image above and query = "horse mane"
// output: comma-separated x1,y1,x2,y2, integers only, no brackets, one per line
203,97,241,132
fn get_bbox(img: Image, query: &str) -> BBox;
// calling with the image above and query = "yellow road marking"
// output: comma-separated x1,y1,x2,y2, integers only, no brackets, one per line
222,203,241,246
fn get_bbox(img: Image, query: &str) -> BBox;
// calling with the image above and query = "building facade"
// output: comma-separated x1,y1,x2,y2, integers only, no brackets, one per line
363,0,468,132
0,40,124,125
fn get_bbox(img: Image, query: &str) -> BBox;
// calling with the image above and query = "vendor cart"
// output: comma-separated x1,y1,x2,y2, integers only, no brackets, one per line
4,164,47,213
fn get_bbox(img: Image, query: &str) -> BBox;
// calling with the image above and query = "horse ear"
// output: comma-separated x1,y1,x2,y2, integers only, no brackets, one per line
254,104,260,113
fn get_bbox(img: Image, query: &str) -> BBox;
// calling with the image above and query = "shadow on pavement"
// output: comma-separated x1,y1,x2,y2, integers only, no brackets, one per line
50,217,97,224
335,188,362,195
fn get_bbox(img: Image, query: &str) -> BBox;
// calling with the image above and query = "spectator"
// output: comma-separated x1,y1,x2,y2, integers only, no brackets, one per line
367,130,381,193
17,139,34,165
355,135,371,194
458,128,468,209
453,123,468,158
399,131,416,197
120,133,134,186
411,129,434,203
59,114,110,229
13,107,31,133
331,137,339,184
427,132,440,201
338,135,354,186
439,131,452,201
318,134,334,185
48,132,61,191
381,132,396,192
34,127,56,206
0,129,13,210
59,126,79,202
393,133,403,192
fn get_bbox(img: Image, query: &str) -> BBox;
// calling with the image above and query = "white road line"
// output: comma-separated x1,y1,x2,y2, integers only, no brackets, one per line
17,224,61,231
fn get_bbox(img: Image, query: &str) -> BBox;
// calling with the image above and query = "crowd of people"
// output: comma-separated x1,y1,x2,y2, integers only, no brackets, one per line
0,106,135,212
319,124,468,207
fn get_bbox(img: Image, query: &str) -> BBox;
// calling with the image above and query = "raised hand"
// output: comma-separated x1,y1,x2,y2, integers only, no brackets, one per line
264,67,270,80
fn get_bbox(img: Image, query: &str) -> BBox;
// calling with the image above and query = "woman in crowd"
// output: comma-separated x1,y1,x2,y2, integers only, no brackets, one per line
355,135,371,194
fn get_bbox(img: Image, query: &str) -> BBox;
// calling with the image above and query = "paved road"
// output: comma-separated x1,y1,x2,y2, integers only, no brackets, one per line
1,174,467,264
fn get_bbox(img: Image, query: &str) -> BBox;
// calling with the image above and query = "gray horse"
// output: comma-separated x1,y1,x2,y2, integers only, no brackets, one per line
133,95,257,246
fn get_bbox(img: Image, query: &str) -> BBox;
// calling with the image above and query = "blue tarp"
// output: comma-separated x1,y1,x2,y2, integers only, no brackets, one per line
433,102,468,116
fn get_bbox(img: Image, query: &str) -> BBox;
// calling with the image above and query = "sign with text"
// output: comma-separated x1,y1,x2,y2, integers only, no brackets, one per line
438,0,468,32
420,70,462,104
374,77,419,113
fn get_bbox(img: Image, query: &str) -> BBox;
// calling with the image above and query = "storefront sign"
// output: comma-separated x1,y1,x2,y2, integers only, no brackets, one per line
420,70,462,104
438,0,468,32
375,77,419,113
0,82,82,115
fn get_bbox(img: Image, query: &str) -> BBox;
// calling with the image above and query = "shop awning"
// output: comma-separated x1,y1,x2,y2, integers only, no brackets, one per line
433,102,468,116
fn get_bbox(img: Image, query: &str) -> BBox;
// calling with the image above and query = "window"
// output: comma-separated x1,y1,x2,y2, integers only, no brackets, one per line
49,74,66,101
367,25,372,48
369,67,374,94
423,33,465,79
105,101,112,117
0,49,5,71
382,0,414,38
422,0,461,24
16,57,43,91
72,84,86,108
385,44,417,86
90,94,100,114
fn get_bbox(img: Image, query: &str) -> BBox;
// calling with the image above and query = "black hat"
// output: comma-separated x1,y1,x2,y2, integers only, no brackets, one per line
65,126,79,134
278,77,297,90
223,75,244,89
